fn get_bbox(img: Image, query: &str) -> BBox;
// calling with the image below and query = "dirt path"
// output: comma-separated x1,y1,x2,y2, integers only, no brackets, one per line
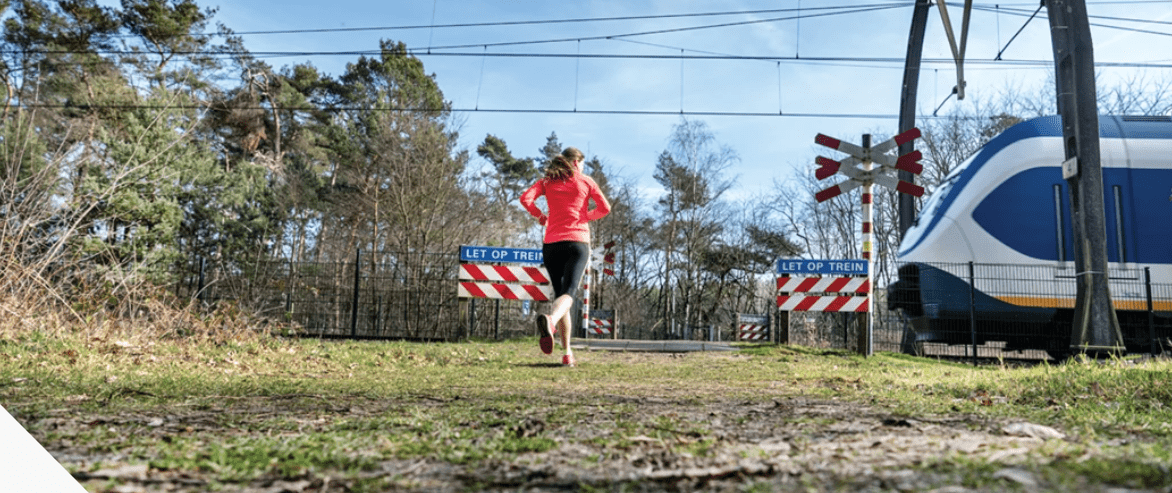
51,392,1080,492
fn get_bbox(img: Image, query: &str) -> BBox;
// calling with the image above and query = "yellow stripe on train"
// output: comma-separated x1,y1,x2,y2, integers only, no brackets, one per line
997,296,1172,312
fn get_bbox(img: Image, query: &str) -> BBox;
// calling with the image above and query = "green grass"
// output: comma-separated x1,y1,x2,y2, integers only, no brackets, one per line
2,333,1171,491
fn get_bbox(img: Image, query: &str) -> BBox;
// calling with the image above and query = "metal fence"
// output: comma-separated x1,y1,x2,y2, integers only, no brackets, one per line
883,261,1171,360
175,253,1172,358
177,250,568,341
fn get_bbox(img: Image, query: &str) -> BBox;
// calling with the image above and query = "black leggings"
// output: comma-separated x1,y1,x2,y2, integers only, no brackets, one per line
543,241,590,299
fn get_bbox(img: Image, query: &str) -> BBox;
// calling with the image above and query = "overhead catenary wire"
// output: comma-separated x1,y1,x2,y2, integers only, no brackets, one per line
419,4,907,52
426,0,439,50
123,0,1172,39
191,3,909,38
993,3,1043,61
7,4,1171,67
403,51,1172,68
574,40,581,112
777,61,783,115
0,3,911,70
9,2,1172,120
13,46,1172,70
475,46,487,110
996,4,1001,51
970,3,1172,38
796,0,802,59
5,102,1029,120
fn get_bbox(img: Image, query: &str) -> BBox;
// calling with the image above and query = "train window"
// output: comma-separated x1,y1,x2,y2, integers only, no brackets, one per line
1053,185,1065,262
1120,115,1172,122
922,172,960,220
1113,185,1126,263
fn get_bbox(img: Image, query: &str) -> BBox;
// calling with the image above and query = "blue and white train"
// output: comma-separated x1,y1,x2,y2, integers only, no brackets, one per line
887,115,1172,358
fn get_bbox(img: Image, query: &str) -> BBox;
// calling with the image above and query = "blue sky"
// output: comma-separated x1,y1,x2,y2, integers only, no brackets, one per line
205,1,1172,201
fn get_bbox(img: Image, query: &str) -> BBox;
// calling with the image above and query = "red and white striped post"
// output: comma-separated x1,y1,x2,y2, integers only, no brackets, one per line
581,267,590,337
861,134,874,356
585,242,616,338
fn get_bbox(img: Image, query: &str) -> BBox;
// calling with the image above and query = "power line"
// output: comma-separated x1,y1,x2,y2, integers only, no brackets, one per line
10,48,1172,72
201,3,907,37
972,4,1172,38
10,5,1169,66
9,102,907,119
8,5,1169,66
421,4,907,51
206,1,1172,53
993,3,1044,61
118,0,1172,39
1,102,1079,121
406,51,1172,68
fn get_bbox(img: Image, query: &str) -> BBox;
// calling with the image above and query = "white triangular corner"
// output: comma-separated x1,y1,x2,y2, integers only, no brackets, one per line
0,404,87,492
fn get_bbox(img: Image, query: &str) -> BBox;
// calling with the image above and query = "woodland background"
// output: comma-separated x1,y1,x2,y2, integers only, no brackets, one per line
3,0,1170,341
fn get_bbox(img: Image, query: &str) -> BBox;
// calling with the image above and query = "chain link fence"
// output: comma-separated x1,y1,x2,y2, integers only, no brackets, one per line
174,253,1171,359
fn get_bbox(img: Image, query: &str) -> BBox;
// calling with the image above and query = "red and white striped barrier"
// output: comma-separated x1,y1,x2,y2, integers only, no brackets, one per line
589,317,613,336
738,323,768,341
776,276,869,312
458,263,552,301
458,282,552,301
776,276,869,294
459,264,549,283
776,294,868,312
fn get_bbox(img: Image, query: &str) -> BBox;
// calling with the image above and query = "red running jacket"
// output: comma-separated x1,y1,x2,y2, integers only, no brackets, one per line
519,172,611,244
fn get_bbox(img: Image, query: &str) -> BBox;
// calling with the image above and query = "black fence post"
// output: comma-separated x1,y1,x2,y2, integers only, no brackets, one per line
197,257,206,304
969,262,977,366
1146,267,1156,356
351,248,361,337
374,296,382,337
284,258,293,315
470,298,477,338
843,313,850,350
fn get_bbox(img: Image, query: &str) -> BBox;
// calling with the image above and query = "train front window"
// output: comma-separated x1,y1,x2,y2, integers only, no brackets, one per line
919,168,963,222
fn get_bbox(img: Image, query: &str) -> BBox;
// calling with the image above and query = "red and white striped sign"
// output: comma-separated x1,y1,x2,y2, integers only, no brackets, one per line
738,323,768,341
589,317,613,335
776,294,868,312
776,276,869,294
458,282,553,301
814,178,864,203
813,129,924,204
459,264,549,283
458,263,552,300
591,241,616,277
776,276,869,312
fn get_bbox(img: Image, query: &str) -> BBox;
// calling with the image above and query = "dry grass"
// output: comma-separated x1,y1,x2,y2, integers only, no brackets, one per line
0,257,272,347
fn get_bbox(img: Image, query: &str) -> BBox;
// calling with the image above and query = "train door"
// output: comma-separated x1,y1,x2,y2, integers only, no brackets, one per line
1100,136,1134,266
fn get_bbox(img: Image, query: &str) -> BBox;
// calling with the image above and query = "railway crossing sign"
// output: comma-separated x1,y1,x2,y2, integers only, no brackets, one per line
776,259,870,313
585,240,616,338
807,127,927,357
814,128,926,203
590,241,616,277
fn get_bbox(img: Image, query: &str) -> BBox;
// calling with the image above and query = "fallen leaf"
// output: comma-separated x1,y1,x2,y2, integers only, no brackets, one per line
1002,422,1064,440
88,463,149,480
992,467,1037,486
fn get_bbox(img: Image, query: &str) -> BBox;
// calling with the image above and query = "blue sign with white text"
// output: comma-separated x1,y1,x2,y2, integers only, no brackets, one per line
460,245,544,264
776,259,868,275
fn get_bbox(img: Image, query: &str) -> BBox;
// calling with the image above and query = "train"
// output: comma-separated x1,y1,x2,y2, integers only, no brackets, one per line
887,115,1172,359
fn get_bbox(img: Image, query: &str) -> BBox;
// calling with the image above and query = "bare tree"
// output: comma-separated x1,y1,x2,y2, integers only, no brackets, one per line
653,119,738,337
